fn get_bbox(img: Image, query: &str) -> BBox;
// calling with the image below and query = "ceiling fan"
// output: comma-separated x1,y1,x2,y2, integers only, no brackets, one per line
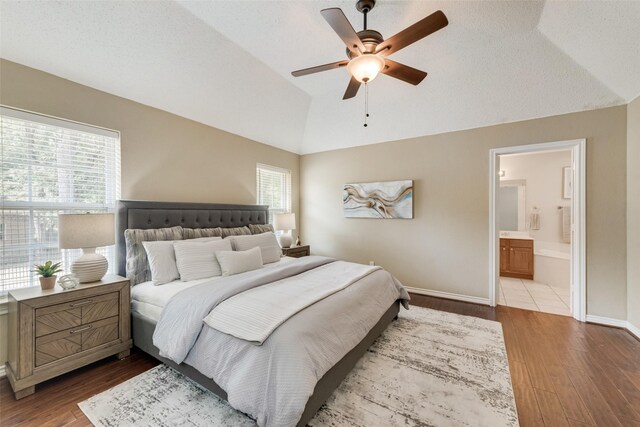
291,0,448,100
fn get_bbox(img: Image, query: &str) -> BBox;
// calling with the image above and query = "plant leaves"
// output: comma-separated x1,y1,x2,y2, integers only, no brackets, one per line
33,260,63,277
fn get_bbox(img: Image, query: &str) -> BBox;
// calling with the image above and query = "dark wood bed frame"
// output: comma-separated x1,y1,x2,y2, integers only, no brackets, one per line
116,200,400,426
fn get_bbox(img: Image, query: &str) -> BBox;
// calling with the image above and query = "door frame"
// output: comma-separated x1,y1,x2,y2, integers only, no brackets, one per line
488,139,586,322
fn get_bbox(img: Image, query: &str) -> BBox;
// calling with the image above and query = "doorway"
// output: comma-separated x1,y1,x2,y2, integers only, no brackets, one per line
489,139,586,321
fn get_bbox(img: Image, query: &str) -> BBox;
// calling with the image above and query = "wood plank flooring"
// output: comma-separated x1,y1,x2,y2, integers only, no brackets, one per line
1,294,639,426
410,294,640,427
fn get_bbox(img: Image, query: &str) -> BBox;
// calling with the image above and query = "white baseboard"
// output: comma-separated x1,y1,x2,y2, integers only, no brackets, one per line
405,287,491,306
0,365,5,379
626,321,640,340
585,314,628,328
585,315,640,340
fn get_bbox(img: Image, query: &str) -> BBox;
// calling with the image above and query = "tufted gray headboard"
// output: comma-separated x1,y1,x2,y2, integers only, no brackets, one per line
115,200,269,277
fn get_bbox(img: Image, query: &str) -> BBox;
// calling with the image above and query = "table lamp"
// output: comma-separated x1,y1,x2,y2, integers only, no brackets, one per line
58,213,115,283
274,213,296,248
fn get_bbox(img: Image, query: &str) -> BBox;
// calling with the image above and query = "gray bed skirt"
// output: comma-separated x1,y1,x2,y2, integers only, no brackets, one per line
131,300,401,427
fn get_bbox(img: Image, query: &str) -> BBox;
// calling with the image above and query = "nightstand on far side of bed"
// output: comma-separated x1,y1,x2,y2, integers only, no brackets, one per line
5,275,132,399
282,245,310,258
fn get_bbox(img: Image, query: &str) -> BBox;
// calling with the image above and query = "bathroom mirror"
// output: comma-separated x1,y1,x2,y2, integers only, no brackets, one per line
498,180,526,231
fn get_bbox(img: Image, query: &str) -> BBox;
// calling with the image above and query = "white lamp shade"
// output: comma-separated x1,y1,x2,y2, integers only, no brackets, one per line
347,54,385,83
58,213,115,249
274,213,296,231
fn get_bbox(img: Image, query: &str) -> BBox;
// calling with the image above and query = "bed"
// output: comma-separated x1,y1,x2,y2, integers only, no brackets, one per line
115,200,408,427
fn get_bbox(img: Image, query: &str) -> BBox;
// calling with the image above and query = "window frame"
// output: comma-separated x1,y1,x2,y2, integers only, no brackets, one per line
1,106,121,294
256,163,292,224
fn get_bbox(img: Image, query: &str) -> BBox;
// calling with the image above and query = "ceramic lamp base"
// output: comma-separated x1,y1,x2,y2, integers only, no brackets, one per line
71,248,108,283
278,232,293,248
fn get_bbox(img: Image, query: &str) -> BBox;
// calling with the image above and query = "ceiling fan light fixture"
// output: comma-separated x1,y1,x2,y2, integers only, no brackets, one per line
347,53,385,83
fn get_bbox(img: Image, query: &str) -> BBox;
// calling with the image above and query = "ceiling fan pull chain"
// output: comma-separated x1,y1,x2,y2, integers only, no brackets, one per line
364,81,369,127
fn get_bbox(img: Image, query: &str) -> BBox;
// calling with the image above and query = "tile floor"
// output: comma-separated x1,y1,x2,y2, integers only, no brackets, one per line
498,277,571,316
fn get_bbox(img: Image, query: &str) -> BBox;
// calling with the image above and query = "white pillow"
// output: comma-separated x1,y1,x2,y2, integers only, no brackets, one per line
142,237,221,285
216,246,263,277
230,232,281,264
173,239,232,281
142,241,180,286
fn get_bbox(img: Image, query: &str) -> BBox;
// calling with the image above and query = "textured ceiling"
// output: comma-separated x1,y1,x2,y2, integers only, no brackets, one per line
1,1,639,154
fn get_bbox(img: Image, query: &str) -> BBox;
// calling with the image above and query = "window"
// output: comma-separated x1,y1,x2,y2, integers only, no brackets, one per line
1,107,120,294
256,164,291,224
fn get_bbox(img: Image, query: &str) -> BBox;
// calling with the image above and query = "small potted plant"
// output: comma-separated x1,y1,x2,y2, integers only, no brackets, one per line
33,261,63,290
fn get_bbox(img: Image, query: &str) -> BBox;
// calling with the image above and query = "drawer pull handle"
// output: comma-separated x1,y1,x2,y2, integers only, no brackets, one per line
69,300,94,308
70,325,93,334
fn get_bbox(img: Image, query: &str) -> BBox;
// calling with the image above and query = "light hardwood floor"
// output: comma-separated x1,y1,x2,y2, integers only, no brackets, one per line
1,294,639,426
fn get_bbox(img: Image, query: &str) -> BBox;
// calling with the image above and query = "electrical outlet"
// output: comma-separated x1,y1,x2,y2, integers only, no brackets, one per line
369,261,375,266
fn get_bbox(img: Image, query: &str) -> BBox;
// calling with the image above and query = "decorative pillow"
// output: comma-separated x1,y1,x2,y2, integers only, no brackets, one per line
248,223,274,235
173,238,233,281
230,232,281,264
142,241,180,286
221,226,252,238
189,236,223,243
216,246,263,277
183,227,223,240
124,226,183,286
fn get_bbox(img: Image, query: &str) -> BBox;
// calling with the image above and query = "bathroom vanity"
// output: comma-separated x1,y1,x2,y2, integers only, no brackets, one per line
498,178,534,279
500,237,534,279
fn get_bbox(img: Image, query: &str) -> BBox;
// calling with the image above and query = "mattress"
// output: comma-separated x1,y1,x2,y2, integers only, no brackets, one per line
131,256,296,321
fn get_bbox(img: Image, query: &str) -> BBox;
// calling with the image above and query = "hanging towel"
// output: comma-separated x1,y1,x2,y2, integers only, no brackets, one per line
530,211,540,230
561,206,571,243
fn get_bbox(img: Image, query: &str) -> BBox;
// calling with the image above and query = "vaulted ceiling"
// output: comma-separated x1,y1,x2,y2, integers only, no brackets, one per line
2,1,639,154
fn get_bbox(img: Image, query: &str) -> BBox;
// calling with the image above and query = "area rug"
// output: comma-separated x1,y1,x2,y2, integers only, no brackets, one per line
78,306,518,427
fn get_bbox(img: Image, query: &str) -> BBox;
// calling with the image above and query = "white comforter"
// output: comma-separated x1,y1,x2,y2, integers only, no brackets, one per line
204,261,382,344
153,256,410,427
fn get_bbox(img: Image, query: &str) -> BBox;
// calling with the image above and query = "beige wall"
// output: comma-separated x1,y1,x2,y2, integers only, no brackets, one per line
301,106,627,319
499,150,572,244
0,59,300,208
0,59,635,373
0,59,300,370
628,95,640,331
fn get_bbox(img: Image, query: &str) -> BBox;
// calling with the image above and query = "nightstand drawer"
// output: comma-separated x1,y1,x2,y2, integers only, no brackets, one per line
35,292,119,337
35,329,82,367
82,316,120,351
35,316,119,367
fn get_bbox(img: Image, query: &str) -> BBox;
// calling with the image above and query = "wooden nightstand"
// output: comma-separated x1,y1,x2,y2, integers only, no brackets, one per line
5,275,132,399
282,245,310,258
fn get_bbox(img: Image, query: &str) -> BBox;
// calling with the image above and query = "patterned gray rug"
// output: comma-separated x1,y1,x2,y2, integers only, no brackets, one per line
78,306,518,427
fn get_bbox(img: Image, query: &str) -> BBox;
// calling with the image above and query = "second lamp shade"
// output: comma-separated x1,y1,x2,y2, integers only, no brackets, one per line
274,213,296,231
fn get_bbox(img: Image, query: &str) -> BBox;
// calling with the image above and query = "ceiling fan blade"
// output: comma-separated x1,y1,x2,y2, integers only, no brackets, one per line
382,59,428,85
321,8,366,55
376,10,448,57
291,60,349,77
343,76,361,100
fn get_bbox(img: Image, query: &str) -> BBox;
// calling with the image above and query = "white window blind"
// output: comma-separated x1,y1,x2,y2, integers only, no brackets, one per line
1,107,121,294
256,164,291,224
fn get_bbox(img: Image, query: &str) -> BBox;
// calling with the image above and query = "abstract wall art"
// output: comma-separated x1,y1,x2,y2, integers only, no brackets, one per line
343,180,413,219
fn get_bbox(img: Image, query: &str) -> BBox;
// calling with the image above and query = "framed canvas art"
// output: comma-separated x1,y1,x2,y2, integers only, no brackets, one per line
343,180,413,219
